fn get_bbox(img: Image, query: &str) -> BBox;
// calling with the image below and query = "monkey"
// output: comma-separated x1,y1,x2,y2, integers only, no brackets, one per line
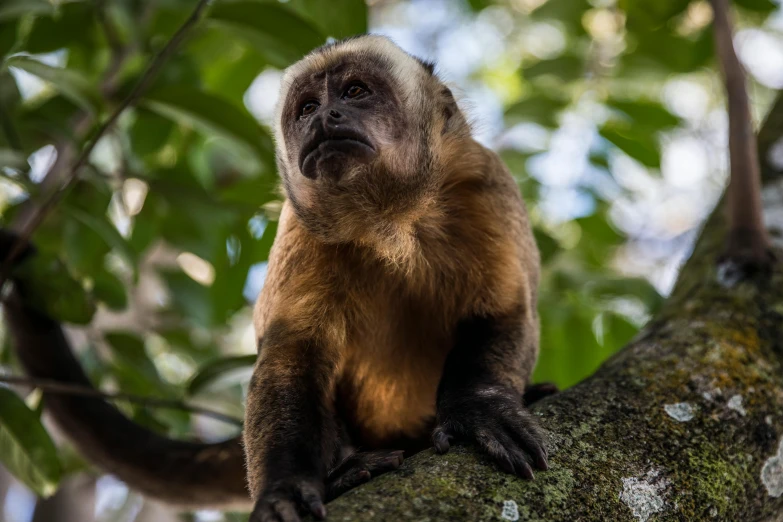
243,34,548,521
0,34,551,521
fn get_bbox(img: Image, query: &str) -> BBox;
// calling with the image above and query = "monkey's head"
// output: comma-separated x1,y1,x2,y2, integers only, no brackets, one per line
274,35,470,247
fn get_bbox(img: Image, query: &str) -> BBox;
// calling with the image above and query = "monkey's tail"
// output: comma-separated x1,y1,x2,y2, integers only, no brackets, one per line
0,231,250,509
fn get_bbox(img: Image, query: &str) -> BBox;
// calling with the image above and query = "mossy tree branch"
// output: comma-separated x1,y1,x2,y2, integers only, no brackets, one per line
318,93,783,522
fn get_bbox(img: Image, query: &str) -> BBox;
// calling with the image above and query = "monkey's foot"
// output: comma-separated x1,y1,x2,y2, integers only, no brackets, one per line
523,382,559,405
326,449,404,500
432,385,548,479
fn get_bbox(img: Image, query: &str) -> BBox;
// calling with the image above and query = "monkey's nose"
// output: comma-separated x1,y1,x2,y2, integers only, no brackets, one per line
328,109,342,120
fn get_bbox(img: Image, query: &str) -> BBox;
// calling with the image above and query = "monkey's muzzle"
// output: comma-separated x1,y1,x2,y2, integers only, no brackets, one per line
299,128,376,181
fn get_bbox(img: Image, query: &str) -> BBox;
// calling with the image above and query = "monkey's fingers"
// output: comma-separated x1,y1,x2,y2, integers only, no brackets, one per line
250,480,327,522
503,412,548,471
250,498,302,522
432,426,454,454
475,429,534,479
297,484,327,520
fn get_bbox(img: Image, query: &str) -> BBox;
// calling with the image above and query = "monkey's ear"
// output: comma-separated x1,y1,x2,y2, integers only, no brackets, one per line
440,87,464,135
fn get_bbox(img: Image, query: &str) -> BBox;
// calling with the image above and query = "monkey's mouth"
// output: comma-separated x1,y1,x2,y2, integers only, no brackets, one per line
300,133,376,180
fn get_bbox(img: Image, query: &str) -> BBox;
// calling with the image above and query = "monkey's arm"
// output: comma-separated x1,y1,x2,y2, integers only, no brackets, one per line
244,219,345,522
0,230,249,508
244,328,340,522
431,310,548,478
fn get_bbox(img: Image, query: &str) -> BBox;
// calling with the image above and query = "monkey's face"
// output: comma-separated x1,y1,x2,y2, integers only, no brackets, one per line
285,63,401,183
274,36,465,244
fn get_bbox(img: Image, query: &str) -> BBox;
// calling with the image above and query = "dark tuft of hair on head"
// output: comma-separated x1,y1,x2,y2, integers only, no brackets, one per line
416,58,436,76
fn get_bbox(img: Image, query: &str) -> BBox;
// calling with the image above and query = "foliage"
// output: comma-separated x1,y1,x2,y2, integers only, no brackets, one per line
0,0,778,513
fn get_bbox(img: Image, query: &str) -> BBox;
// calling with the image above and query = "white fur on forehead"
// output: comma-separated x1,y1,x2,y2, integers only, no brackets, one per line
273,35,431,160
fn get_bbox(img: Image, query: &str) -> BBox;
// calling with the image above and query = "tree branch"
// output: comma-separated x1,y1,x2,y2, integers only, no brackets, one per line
710,0,770,261
0,0,212,288
0,374,242,427
322,90,783,521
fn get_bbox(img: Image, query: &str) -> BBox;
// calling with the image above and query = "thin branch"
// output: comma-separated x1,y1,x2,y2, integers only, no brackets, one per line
0,374,242,427
709,0,770,260
0,0,212,288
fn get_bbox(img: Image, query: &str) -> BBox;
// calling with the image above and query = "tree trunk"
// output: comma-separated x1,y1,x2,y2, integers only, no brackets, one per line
322,96,783,522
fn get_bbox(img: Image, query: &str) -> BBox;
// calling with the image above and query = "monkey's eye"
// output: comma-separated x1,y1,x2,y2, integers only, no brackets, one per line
299,101,319,118
343,83,368,99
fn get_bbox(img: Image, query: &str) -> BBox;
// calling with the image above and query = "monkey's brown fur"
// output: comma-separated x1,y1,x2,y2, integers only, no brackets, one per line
243,36,545,522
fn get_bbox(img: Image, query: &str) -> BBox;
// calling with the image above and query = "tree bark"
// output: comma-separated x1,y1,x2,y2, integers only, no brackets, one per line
321,94,783,521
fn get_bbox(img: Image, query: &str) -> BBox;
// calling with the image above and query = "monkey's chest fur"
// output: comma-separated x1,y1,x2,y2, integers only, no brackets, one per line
337,293,453,450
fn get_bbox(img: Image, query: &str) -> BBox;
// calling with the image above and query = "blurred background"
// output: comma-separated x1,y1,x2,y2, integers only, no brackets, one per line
0,0,781,519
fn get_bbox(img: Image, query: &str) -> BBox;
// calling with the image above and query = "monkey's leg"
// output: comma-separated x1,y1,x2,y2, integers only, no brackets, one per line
325,449,405,500
245,333,340,522
432,313,548,479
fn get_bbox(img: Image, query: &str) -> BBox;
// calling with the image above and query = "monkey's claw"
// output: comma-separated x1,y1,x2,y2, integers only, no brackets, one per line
250,478,326,522
326,449,405,500
432,385,548,479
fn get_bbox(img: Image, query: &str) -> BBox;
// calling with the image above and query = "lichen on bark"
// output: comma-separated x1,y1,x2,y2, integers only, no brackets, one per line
320,95,783,521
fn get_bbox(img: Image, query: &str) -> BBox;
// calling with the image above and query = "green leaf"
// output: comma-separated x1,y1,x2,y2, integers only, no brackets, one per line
505,93,569,128
162,270,213,326
531,0,591,35
534,299,603,389
524,55,584,83
0,0,55,21
63,206,138,275
142,86,274,167
576,209,625,249
0,388,61,497
606,98,681,131
533,227,560,264
104,332,165,391
207,2,325,68
24,2,98,54
598,312,640,352
0,19,19,60
623,27,713,74
599,122,661,168
466,0,494,10
129,108,174,157
734,0,778,12
92,269,128,311
0,148,26,170
13,255,96,324
621,0,690,31
6,56,100,114
187,354,257,395
218,176,278,208
586,276,664,311
287,0,367,39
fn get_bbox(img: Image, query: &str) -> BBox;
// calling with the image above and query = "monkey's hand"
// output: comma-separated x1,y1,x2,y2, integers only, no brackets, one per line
432,384,548,479
250,477,327,522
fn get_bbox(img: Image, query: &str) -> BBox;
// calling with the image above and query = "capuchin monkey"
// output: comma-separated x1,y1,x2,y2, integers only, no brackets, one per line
244,35,547,521
0,35,550,522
